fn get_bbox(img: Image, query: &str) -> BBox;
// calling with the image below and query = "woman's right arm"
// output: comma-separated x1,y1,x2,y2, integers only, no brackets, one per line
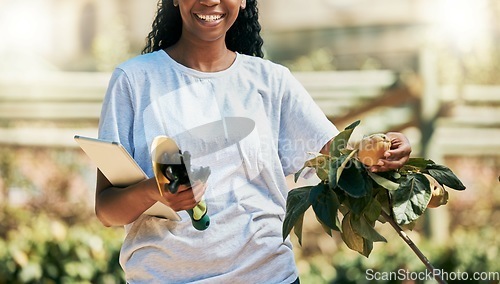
95,170,207,227
95,170,159,227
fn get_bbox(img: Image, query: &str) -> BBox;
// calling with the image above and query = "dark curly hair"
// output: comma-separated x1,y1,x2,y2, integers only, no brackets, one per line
142,0,264,58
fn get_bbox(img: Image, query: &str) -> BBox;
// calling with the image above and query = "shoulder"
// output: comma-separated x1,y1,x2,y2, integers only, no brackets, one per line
235,54,295,92
237,53,291,76
115,50,167,76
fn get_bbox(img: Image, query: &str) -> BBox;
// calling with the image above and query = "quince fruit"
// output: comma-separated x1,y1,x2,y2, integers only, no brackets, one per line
357,134,391,166
424,174,449,208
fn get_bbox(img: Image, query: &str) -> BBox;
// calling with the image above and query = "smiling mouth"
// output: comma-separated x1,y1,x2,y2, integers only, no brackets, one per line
195,14,225,22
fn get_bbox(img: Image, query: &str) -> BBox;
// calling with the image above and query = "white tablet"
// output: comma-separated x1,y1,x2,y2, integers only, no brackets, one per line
74,135,181,221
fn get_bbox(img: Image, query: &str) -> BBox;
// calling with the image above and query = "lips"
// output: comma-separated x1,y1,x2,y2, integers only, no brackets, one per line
195,13,225,22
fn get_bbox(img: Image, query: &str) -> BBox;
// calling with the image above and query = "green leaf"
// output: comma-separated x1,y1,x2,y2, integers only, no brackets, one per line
345,193,373,215
402,220,418,231
294,169,304,183
390,173,431,225
316,216,334,236
308,183,325,203
283,186,313,241
374,189,391,223
306,155,330,181
426,164,466,190
340,212,374,257
338,159,371,198
338,204,349,215
340,212,364,254
363,198,382,224
293,161,311,183
340,148,355,156
362,239,374,258
332,186,347,204
295,155,331,182
328,155,344,190
391,171,402,179
367,171,400,191
293,213,305,245
336,150,358,184
350,214,387,243
345,120,361,130
405,158,435,168
330,121,359,158
310,183,341,232
400,158,435,175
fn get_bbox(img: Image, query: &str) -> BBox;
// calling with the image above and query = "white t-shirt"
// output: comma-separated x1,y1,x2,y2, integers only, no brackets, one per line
98,50,338,284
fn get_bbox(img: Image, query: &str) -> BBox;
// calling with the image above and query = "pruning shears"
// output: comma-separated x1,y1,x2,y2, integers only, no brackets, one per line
152,136,210,231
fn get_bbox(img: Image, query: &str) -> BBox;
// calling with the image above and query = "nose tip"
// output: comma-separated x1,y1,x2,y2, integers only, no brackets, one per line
199,0,220,6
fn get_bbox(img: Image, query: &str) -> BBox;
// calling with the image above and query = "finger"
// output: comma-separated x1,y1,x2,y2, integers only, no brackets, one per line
388,135,411,155
386,132,409,143
381,160,404,170
384,149,403,161
176,187,196,201
186,182,207,205
374,158,407,172
370,164,393,173
161,194,198,211
385,144,411,160
161,186,194,205
161,182,207,210
370,156,409,172
191,182,207,201
175,183,192,193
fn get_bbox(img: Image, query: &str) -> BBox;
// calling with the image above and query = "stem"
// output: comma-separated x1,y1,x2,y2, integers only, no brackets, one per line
381,210,447,284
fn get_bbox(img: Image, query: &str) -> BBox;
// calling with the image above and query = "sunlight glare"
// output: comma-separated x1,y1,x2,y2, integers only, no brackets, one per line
0,0,52,53
434,0,490,50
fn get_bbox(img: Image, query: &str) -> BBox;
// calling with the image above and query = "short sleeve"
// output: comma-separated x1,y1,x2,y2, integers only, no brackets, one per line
278,68,339,176
98,68,135,156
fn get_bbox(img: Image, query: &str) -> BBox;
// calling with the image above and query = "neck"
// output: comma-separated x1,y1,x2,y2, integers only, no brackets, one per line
165,39,236,72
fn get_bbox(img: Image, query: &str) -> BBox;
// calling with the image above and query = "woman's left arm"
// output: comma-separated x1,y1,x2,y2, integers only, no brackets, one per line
370,132,411,172
320,131,412,172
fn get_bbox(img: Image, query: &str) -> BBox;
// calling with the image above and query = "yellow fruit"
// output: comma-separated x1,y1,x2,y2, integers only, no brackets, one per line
424,174,449,208
357,134,391,166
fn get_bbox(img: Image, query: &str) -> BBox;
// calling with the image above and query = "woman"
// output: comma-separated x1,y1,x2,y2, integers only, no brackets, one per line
96,0,411,283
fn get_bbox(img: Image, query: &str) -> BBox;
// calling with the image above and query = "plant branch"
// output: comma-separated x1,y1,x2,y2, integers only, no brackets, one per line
381,210,447,284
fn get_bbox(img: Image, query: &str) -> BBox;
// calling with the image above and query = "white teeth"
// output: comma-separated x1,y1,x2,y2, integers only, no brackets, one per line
196,14,223,22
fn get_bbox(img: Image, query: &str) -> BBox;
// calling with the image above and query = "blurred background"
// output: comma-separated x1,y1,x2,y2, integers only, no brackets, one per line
0,0,498,283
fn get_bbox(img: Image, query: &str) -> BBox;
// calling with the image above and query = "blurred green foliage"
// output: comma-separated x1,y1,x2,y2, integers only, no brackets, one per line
0,205,125,284
92,16,132,72
0,146,498,284
0,198,497,283
437,44,500,85
295,156,499,283
296,226,499,284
